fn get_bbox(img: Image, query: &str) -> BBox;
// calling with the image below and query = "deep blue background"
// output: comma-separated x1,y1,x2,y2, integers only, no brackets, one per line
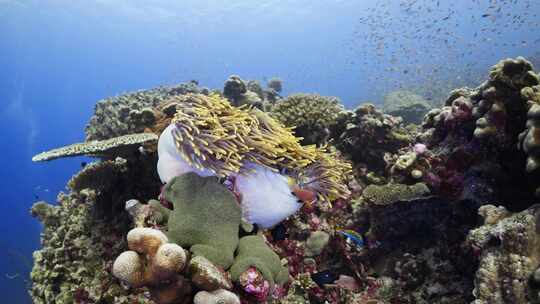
1,1,538,302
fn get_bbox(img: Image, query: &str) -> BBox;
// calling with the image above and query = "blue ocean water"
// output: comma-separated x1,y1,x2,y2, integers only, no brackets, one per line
0,1,538,302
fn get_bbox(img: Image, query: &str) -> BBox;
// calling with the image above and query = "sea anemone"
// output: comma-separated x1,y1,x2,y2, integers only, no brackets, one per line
159,93,351,202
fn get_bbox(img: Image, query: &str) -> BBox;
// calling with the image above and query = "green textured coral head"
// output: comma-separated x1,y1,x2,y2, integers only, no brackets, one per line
161,173,242,269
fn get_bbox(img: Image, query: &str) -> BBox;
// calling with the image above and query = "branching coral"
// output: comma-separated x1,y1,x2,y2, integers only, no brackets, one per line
271,93,345,145
382,90,431,124
519,84,540,196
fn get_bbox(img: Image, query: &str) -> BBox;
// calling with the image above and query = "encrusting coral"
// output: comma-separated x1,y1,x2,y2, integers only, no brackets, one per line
270,93,345,145
466,205,540,304
112,227,191,304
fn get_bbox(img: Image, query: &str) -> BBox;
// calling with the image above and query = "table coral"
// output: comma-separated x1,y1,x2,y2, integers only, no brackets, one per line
85,81,203,141
32,133,157,162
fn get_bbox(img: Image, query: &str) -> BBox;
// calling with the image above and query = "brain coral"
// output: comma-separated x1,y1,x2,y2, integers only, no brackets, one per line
271,93,345,145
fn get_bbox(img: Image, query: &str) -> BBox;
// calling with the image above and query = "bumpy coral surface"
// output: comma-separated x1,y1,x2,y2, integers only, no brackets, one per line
271,93,345,145
30,190,141,304
383,90,432,124
333,104,413,175
85,81,204,141
467,205,540,304
161,173,242,269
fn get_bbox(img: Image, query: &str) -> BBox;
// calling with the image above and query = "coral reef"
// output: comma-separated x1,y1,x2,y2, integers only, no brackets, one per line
112,228,191,304
85,81,203,141
271,93,345,145
167,93,351,201
333,103,413,175
32,133,157,162
467,205,540,304
31,58,540,304
382,90,432,124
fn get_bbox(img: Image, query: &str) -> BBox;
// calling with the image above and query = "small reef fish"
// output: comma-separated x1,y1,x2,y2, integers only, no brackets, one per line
336,229,365,248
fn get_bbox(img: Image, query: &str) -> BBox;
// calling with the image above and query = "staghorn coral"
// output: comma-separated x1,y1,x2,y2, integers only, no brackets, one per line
168,93,351,201
112,227,191,304
271,93,345,145
382,90,431,124
360,183,430,206
188,255,233,291
32,133,157,162
85,81,203,141
416,57,540,206
223,75,264,108
161,173,242,269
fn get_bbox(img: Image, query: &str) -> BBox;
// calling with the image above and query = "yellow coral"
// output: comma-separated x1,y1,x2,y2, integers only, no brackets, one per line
169,93,351,201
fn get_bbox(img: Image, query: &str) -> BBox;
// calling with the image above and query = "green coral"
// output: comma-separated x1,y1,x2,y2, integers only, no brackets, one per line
361,183,430,206
229,235,289,286
30,191,141,304
161,173,241,269
271,93,344,145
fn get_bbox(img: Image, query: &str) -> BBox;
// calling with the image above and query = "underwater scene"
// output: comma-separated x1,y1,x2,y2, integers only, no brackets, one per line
2,0,540,303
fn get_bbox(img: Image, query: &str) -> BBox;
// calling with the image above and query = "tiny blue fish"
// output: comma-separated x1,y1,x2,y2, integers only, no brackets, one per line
337,229,365,248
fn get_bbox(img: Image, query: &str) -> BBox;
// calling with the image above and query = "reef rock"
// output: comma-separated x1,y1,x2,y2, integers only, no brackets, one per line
467,204,540,304
383,90,431,124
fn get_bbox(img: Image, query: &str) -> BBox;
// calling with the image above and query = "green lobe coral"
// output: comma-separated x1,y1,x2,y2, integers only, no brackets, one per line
229,235,289,286
161,173,242,269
